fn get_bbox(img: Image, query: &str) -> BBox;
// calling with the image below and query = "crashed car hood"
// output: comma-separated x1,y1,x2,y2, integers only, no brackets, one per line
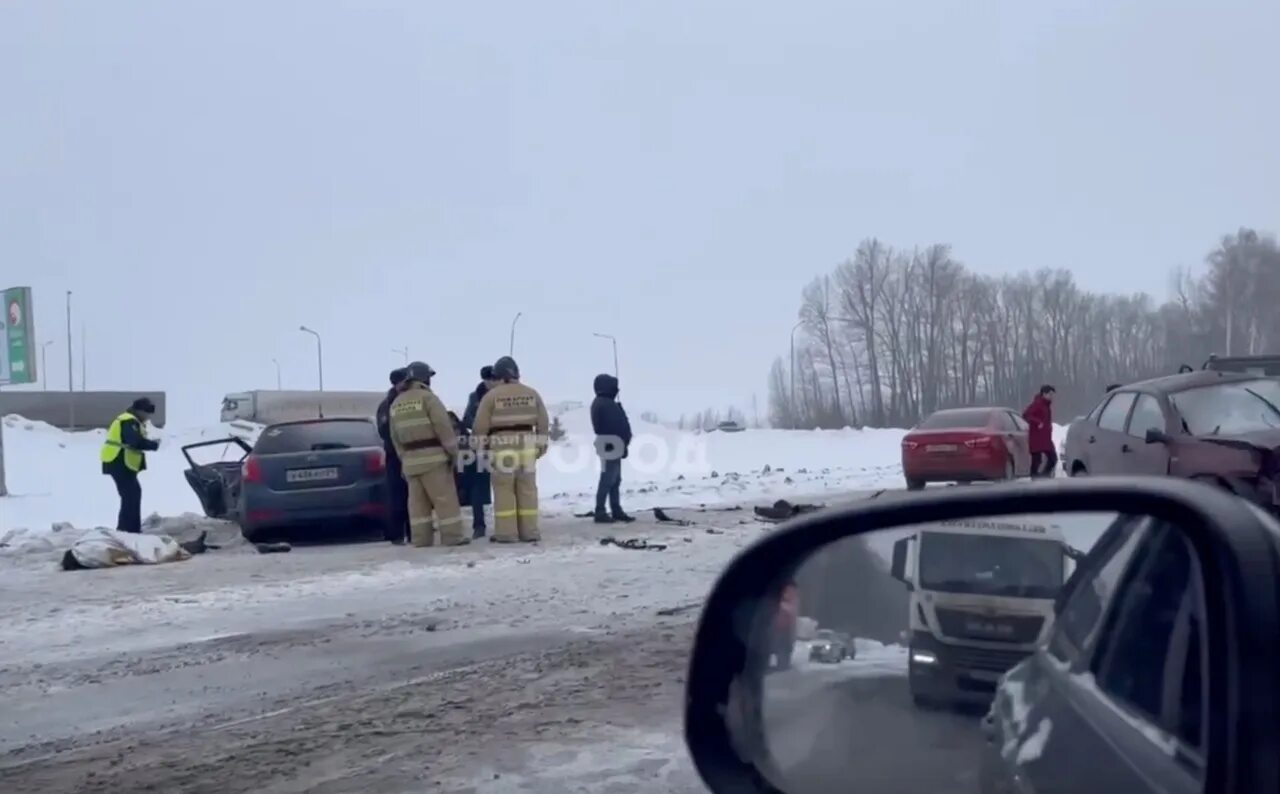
1196,428,1280,453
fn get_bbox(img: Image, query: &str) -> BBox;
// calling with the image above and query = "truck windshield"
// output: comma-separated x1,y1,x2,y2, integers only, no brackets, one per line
918,531,1064,599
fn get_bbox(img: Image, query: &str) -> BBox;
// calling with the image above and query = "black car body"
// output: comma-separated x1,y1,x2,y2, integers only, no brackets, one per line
236,418,389,541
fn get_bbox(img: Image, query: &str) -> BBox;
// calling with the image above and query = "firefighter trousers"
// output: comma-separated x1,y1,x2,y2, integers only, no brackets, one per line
405,464,467,547
490,450,539,543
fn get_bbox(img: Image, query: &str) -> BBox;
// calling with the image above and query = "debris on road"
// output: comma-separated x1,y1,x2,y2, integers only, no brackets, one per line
753,499,826,523
600,536,668,552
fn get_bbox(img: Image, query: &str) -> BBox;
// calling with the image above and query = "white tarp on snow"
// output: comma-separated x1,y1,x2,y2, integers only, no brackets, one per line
67,528,192,569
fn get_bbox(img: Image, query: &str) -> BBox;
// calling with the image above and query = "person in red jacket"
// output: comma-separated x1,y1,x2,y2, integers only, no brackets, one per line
772,581,801,670
1023,385,1057,478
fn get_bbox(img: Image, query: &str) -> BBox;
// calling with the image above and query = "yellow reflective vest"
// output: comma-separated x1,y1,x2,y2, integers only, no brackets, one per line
100,412,147,473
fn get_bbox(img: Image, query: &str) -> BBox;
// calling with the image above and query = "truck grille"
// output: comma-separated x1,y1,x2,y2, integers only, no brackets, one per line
934,608,1045,644
943,644,1030,674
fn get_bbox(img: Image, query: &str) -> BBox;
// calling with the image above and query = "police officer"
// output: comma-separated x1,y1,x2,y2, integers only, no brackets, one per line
388,361,469,547
473,356,548,543
100,397,161,533
376,367,410,544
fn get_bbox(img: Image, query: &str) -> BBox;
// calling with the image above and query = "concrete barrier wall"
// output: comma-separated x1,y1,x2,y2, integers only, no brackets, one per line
0,391,168,429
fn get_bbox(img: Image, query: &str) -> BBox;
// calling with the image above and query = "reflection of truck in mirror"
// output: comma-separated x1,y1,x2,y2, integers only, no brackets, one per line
889,517,1078,709
221,391,386,426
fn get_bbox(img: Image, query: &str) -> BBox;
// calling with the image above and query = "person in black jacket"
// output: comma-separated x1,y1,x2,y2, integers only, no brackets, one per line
100,397,162,533
590,373,634,523
376,367,410,544
461,366,497,537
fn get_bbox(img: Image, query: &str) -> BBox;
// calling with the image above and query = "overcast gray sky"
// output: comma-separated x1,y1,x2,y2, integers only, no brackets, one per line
3,0,1277,426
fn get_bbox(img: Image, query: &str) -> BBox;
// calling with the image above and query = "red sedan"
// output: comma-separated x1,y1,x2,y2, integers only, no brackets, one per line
901,407,1033,490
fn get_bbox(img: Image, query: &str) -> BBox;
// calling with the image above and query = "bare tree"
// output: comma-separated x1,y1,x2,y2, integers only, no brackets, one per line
768,228,1277,428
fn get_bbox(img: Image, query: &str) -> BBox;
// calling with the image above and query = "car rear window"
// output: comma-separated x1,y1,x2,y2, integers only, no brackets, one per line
253,420,380,454
916,409,993,430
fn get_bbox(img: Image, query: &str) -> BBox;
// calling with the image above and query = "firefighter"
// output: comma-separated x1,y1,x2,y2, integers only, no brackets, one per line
388,361,469,547
473,355,548,543
376,367,410,544
100,397,162,534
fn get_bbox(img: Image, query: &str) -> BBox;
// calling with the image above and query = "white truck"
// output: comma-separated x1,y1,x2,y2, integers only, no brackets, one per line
889,516,1081,708
220,390,386,426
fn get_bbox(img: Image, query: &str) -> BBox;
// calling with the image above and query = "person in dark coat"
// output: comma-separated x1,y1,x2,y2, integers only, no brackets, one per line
460,366,497,537
99,397,162,533
377,367,410,544
1022,384,1057,478
590,373,634,523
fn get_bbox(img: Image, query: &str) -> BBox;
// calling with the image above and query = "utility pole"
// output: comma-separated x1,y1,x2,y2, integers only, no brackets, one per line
299,326,324,390
66,291,75,430
593,332,618,377
509,312,522,356
391,347,408,364
41,340,53,391
80,324,86,391
789,320,803,410
272,358,282,390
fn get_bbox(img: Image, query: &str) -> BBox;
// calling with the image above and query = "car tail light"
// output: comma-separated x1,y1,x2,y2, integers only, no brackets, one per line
242,456,262,484
358,502,388,516
964,437,992,449
901,440,919,450
364,449,386,475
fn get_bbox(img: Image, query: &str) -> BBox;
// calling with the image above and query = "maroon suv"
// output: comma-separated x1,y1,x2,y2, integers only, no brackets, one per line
1062,370,1280,511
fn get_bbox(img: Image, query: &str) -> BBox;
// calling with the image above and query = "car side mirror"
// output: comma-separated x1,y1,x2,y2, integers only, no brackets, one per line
684,479,1278,794
1145,428,1171,445
890,537,912,590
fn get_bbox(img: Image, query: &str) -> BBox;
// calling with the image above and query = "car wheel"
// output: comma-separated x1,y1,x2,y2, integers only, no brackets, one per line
905,478,925,491
1069,463,1087,477
241,526,269,544
999,457,1016,481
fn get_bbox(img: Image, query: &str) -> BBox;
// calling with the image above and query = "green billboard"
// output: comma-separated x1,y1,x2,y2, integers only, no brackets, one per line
1,286,36,386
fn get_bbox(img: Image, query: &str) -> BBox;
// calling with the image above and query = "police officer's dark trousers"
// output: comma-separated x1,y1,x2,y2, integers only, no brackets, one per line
384,447,410,542
110,468,143,534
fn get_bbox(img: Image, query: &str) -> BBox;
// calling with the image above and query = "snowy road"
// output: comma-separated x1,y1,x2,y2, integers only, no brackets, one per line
765,670,985,794
1,495,874,793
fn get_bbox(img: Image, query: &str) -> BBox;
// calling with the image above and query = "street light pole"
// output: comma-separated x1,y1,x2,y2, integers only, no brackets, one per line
391,347,408,364
66,291,75,430
41,340,53,391
509,312,522,356
790,320,804,407
593,332,618,377
299,326,323,391
271,358,282,390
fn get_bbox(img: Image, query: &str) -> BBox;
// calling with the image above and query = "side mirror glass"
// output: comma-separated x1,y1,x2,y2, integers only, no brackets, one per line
683,482,1248,794
890,537,911,589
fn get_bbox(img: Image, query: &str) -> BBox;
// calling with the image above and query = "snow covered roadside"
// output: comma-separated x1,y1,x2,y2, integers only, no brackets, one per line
0,507,775,672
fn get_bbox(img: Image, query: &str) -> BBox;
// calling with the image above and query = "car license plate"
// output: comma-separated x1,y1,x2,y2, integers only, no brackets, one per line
286,467,340,483
967,669,1002,683
926,444,958,452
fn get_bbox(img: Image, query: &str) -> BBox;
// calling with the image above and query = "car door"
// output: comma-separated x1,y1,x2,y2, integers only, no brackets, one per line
1002,411,1033,476
1121,393,1172,476
1011,520,1205,794
985,517,1149,793
1087,392,1138,475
